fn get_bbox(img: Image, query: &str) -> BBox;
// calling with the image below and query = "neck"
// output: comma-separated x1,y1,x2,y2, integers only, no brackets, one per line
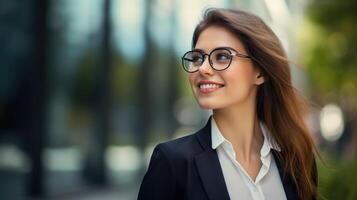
212,98,263,162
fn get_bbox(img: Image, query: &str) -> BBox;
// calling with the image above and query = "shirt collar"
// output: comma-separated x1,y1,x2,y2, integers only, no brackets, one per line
211,116,280,155
211,117,226,149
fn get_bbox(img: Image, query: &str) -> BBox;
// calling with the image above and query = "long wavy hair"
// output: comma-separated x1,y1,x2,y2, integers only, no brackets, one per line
192,8,318,199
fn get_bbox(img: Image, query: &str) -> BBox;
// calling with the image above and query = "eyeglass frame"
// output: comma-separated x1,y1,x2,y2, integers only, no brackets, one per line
181,47,252,73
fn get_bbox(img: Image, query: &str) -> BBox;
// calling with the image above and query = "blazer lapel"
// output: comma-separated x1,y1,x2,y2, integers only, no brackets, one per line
272,150,298,200
194,117,230,200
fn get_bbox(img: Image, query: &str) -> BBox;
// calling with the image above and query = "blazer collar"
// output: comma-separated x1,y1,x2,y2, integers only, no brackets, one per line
194,117,231,200
272,150,298,200
194,117,298,200
195,116,213,150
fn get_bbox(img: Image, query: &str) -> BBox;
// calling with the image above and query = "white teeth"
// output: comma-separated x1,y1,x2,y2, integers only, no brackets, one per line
199,84,221,89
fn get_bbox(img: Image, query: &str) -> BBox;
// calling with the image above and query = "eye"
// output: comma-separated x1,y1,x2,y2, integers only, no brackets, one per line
184,52,204,66
192,55,203,63
217,53,230,60
214,52,231,62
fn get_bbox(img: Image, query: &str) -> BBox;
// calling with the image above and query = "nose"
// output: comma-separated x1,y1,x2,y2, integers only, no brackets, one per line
198,56,214,76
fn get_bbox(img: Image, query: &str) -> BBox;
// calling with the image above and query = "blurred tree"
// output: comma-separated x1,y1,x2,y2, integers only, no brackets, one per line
301,0,357,158
83,0,112,185
27,0,49,196
71,51,98,107
304,0,357,98
317,155,357,200
136,0,155,175
165,4,180,138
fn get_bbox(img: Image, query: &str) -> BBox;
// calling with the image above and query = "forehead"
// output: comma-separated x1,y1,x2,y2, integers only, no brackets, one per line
195,26,247,53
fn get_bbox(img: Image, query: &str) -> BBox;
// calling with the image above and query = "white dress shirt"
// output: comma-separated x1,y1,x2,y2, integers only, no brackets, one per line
211,117,287,200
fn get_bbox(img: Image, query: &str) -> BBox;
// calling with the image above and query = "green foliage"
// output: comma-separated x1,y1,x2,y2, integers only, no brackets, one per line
111,57,139,104
71,51,99,106
303,3,357,198
318,157,357,200
71,51,139,105
301,0,357,99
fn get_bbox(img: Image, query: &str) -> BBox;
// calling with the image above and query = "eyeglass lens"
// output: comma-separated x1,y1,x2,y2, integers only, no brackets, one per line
182,48,232,72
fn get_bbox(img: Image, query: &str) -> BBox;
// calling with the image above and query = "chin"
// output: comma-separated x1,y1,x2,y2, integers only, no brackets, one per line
198,104,213,110
196,100,222,110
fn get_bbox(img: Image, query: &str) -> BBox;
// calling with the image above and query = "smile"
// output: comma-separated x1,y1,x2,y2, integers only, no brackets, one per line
197,81,224,93
199,84,222,89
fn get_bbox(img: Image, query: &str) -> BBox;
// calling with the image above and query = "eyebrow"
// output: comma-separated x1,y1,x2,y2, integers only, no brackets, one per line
192,46,239,53
191,48,205,53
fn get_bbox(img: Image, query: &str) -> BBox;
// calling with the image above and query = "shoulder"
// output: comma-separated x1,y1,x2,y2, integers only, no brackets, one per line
155,132,205,161
156,117,212,158
139,134,201,199
145,118,211,174
138,119,212,199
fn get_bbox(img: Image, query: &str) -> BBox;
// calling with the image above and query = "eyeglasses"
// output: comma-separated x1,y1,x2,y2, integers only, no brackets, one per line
181,47,251,73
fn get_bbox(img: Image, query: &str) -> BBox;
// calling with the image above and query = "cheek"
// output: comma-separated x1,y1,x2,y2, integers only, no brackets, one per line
224,67,256,93
226,66,254,83
188,74,196,89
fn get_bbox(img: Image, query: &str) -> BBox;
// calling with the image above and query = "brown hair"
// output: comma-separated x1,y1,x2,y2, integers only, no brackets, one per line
192,8,318,199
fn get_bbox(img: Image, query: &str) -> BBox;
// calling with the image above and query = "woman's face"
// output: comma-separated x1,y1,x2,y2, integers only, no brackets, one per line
188,26,264,110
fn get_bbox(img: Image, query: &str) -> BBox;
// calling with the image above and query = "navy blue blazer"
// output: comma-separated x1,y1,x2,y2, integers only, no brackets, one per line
138,118,317,200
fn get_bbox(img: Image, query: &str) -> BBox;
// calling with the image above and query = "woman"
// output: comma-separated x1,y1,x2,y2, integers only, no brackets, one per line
138,8,318,200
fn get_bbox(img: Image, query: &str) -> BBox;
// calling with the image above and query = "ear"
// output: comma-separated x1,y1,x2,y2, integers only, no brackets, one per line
254,72,265,85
